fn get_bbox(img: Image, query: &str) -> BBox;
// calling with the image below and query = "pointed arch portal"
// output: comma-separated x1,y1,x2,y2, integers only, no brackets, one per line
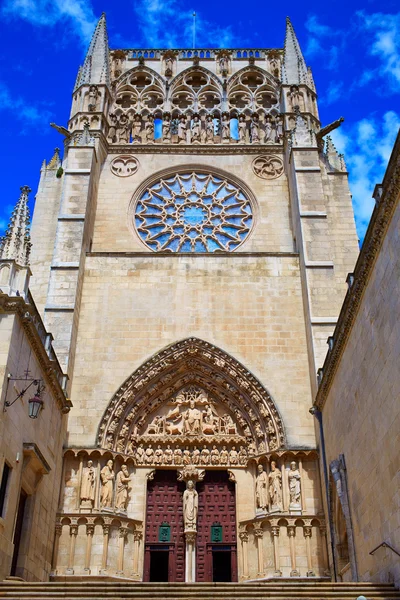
97,337,285,464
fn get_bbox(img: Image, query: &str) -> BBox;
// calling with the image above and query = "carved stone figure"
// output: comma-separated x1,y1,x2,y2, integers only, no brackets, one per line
88,85,98,111
183,446,191,465
288,461,301,506
275,115,283,143
250,116,260,143
154,445,163,465
219,55,229,74
100,460,115,508
164,444,173,464
200,445,210,465
174,447,183,465
238,115,247,143
238,446,248,466
145,444,154,465
108,113,117,143
264,116,273,144
178,115,187,143
162,114,171,142
117,114,130,144
145,115,154,143
115,464,130,511
183,480,198,532
255,464,269,511
80,460,95,507
191,115,201,142
220,446,229,465
135,443,145,465
165,56,173,76
192,446,200,465
132,114,142,142
183,400,201,434
288,85,302,110
229,446,238,465
269,460,282,510
221,114,230,142
211,445,220,465
206,115,214,143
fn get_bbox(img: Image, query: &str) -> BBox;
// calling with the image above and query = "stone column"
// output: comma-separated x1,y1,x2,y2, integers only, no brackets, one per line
253,526,264,577
239,531,249,579
51,521,62,574
117,526,129,574
319,524,331,576
304,523,315,576
84,521,94,573
271,522,282,577
100,518,111,574
287,524,299,576
185,532,196,582
132,530,143,577
66,522,78,574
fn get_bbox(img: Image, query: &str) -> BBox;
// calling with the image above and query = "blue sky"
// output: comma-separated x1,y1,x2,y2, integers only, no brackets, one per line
0,0,399,242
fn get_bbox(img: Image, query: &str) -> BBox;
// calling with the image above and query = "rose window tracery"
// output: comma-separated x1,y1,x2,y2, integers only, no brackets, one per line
134,172,253,252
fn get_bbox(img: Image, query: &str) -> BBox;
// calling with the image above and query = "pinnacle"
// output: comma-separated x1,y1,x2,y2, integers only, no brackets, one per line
0,186,32,267
283,17,309,86
76,13,110,88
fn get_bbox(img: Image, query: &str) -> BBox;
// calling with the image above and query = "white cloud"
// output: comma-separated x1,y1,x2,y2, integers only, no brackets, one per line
322,80,344,105
2,0,97,46
331,111,400,240
357,11,400,91
304,15,344,70
0,81,53,131
132,0,241,48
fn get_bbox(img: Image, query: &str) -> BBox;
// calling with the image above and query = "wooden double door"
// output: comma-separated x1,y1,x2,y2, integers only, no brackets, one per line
144,470,237,582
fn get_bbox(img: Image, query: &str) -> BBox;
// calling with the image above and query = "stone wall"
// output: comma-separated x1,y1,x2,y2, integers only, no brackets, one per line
0,313,68,581
317,146,400,587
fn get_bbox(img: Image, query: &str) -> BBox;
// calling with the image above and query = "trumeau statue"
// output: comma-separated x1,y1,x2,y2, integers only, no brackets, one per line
269,460,283,511
80,460,95,507
183,480,198,532
255,464,268,511
288,461,301,507
115,464,130,511
100,460,115,508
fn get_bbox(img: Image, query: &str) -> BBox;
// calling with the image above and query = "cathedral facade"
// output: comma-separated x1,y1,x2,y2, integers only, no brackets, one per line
2,15,381,586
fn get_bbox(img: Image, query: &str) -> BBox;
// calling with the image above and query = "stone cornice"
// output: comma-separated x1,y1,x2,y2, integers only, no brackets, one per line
108,144,284,155
315,131,400,409
86,251,299,258
0,292,71,414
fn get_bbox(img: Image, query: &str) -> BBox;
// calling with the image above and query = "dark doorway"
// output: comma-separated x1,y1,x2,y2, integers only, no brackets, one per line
212,550,232,582
10,489,28,576
149,550,169,582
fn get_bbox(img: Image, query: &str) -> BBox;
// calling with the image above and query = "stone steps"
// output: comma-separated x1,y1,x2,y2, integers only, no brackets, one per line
0,582,399,600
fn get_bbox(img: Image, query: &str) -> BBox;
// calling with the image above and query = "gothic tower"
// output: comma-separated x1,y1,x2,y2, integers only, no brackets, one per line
28,16,359,582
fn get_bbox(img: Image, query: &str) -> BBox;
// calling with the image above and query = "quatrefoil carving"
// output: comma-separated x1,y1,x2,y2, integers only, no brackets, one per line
252,155,284,180
110,155,139,177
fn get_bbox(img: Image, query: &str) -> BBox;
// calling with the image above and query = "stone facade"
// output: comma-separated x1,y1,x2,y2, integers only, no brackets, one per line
7,14,393,586
314,132,400,588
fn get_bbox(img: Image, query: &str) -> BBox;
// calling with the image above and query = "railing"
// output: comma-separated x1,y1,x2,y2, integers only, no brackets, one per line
124,49,278,60
369,541,400,557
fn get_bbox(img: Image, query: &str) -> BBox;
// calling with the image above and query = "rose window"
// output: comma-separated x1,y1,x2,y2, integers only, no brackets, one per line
134,172,253,252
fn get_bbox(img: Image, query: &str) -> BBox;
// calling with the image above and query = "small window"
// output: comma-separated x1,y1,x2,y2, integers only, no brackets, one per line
0,463,11,517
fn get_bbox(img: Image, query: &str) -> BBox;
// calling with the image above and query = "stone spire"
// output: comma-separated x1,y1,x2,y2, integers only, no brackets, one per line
75,13,110,89
0,186,32,267
282,17,308,86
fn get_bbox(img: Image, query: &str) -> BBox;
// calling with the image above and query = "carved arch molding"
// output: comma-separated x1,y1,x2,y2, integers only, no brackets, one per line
97,338,285,467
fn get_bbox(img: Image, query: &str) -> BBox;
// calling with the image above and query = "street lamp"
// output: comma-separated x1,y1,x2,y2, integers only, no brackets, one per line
3,375,45,419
